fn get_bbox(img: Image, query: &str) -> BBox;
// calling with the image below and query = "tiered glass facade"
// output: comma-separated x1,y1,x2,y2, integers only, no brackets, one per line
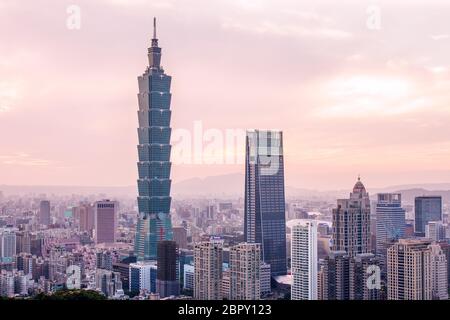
134,20,173,261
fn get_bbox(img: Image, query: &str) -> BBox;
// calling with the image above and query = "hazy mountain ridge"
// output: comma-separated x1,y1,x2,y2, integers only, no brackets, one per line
1,174,450,202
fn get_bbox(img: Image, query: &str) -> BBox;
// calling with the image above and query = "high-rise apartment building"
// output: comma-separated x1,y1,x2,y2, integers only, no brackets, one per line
291,220,318,300
134,18,174,261
244,130,287,276
94,200,117,244
221,269,230,300
387,239,432,300
376,193,405,256
260,262,271,297
194,240,223,300
415,196,442,236
349,253,381,300
428,243,448,300
320,251,381,300
438,241,450,294
229,243,261,300
320,251,350,300
331,177,371,257
425,221,447,241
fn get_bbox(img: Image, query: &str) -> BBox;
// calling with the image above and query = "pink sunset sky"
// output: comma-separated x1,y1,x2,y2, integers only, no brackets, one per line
0,0,449,190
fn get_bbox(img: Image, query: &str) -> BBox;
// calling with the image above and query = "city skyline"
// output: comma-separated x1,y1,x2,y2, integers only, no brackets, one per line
1,0,450,190
2,0,450,307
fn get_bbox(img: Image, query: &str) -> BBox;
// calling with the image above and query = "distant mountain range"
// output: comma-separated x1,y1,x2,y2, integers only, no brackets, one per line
1,174,450,203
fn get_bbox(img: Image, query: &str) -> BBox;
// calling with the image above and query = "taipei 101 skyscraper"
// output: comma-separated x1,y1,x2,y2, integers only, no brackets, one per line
134,18,173,261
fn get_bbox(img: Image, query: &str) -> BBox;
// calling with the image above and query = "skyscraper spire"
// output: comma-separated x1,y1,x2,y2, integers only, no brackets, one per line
148,17,161,68
151,17,158,47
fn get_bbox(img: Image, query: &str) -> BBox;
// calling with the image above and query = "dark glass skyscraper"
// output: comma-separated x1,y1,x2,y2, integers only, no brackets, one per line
414,196,442,236
156,240,179,298
134,18,173,261
244,130,287,276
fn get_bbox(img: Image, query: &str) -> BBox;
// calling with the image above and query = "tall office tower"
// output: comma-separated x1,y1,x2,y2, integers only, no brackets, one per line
129,261,157,295
172,226,188,249
94,200,117,244
291,220,318,300
134,18,173,261
425,221,447,241
376,193,405,256
244,130,287,276
194,240,223,300
260,262,272,297
331,177,371,257
320,251,351,300
387,239,432,300
0,228,17,263
39,200,51,226
229,243,261,300
415,196,442,236
429,243,448,300
349,253,382,300
95,269,122,298
156,240,179,298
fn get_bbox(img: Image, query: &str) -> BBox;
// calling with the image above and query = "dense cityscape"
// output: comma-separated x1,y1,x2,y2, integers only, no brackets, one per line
1,11,450,303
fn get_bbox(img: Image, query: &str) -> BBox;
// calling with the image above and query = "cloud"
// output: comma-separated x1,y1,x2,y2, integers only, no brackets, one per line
312,76,431,118
221,19,352,40
101,0,174,8
0,105,10,113
0,153,53,167
427,66,448,74
430,34,449,40
0,82,19,114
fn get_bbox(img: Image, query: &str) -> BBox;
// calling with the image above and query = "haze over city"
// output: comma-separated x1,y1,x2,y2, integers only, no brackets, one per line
1,0,450,190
